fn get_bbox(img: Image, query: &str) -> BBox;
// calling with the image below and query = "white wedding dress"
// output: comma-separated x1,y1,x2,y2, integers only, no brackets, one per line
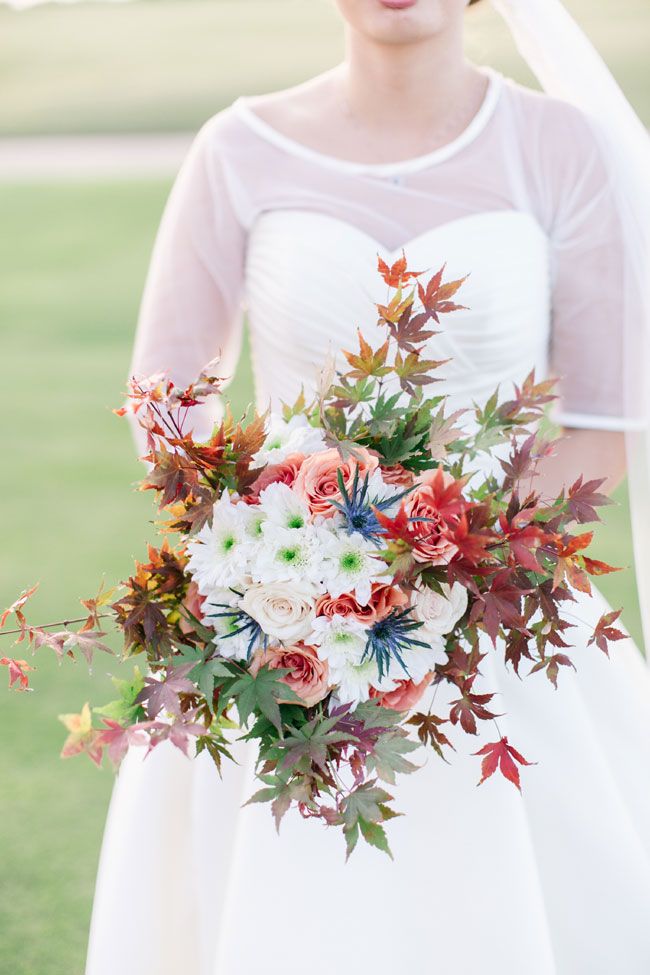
85,69,650,974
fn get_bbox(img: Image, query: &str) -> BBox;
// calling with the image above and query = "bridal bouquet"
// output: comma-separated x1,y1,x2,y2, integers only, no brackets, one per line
2,256,625,857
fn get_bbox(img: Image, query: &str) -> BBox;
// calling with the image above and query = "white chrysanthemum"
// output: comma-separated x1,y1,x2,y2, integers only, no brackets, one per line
391,639,444,685
253,413,327,466
252,524,328,588
412,582,468,638
310,613,369,667
329,656,398,709
364,468,405,515
239,581,317,642
258,481,312,531
186,494,252,593
199,589,252,660
320,531,385,606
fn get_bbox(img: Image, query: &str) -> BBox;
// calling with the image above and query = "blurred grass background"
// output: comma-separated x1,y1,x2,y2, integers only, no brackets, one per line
0,2,647,973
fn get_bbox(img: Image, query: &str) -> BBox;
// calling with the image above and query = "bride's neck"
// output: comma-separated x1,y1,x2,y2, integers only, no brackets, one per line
340,28,478,128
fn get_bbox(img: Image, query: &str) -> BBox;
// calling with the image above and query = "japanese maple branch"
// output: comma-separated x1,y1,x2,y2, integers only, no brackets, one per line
0,613,113,637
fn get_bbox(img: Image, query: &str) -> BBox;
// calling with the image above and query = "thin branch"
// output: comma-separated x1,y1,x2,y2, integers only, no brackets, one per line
0,613,112,638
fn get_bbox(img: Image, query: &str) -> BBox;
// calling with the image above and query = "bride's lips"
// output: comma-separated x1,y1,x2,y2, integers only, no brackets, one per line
378,0,417,9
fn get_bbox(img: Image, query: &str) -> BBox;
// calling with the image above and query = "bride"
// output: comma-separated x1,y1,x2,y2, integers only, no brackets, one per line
85,1,650,972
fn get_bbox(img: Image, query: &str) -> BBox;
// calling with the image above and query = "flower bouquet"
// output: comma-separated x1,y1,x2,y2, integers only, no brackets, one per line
1,256,625,858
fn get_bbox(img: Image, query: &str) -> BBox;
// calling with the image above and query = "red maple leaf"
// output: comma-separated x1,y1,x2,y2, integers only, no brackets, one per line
474,736,536,791
0,583,39,638
0,656,36,691
587,609,627,656
417,264,468,322
529,652,576,689
449,675,500,735
498,510,549,572
377,251,422,288
566,476,613,524
373,503,421,547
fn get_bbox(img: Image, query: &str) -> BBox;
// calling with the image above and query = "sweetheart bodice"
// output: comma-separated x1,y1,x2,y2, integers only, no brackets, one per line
244,209,551,417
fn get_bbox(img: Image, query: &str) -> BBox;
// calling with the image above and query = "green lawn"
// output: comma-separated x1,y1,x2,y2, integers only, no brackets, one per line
0,0,648,136
0,177,642,974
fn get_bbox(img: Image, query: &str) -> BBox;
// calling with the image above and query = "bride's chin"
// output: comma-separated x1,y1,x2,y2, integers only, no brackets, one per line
335,0,462,43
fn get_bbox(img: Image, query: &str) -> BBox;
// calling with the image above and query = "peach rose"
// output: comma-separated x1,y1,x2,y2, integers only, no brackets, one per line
370,673,434,712
248,452,305,500
179,581,206,635
293,447,378,517
316,583,407,625
404,468,465,565
380,463,415,488
249,642,330,708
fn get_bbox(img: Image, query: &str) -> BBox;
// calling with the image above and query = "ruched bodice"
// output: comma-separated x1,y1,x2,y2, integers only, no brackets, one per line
245,209,551,416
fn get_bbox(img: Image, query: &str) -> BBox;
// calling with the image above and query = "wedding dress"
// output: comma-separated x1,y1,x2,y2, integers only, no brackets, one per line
85,68,650,974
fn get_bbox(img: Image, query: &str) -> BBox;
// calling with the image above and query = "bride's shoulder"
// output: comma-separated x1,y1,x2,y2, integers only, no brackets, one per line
502,76,601,154
191,72,336,155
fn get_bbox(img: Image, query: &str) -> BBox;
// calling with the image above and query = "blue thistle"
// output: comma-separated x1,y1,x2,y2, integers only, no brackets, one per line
205,593,267,660
330,466,411,546
362,607,430,681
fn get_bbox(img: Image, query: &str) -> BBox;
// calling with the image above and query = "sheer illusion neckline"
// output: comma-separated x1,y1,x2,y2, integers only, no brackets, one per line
232,67,503,177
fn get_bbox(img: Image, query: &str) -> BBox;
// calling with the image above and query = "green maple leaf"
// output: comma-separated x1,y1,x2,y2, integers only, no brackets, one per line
341,781,397,860
175,644,237,704
365,730,420,785
274,713,355,775
93,666,146,724
228,665,301,734
245,774,313,831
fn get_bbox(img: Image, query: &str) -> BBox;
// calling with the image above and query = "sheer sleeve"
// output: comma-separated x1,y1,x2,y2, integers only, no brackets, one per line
128,114,246,453
546,109,632,431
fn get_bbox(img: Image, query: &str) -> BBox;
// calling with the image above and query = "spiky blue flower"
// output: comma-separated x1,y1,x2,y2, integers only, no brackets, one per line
205,594,267,661
362,607,430,681
329,466,411,546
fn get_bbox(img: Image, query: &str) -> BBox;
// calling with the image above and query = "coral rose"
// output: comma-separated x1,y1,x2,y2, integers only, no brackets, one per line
316,583,407,624
248,452,305,500
293,447,378,517
404,467,465,565
249,643,330,708
370,673,434,712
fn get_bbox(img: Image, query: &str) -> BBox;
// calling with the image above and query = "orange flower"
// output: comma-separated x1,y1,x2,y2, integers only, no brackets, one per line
293,447,378,517
248,452,305,500
404,467,465,565
370,673,434,712
316,583,407,624
380,463,415,488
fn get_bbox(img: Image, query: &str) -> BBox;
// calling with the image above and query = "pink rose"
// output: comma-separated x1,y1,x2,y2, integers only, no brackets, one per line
316,583,407,625
404,467,465,565
370,673,434,712
249,643,330,708
248,452,305,500
293,447,378,517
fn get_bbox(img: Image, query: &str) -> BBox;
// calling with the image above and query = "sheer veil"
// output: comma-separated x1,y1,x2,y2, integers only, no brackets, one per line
491,0,650,654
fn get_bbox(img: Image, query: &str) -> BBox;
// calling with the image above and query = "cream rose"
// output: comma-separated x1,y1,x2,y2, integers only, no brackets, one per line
239,582,316,642
412,582,468,638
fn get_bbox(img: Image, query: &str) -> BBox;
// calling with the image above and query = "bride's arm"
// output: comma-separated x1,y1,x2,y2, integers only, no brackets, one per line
127,115,246,456
534,107,633,499
535,429,626,499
